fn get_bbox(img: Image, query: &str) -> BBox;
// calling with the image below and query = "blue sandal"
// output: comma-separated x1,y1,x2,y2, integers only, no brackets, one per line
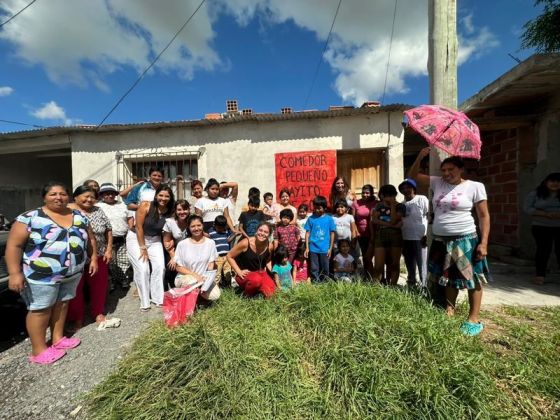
460,321,484,336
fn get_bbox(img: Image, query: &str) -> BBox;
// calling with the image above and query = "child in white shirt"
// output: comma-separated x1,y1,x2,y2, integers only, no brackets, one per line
333,239,356,282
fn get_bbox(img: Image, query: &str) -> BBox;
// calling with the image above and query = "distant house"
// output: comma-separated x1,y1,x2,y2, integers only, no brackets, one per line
0,102,409,219
461,53,560,260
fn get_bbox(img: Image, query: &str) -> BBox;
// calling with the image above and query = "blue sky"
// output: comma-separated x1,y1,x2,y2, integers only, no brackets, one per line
0,0,540,133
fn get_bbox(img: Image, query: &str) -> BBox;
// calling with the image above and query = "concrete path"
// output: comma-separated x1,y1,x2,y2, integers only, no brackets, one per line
398,260,560,307
479,261,560,306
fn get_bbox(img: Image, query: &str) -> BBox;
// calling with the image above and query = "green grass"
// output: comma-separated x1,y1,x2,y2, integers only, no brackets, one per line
87,283,560,419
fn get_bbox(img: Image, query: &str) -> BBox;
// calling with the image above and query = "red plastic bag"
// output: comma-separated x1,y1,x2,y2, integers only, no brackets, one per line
163,287,200,328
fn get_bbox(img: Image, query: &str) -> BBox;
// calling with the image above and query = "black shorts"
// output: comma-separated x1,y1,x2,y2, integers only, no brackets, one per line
374,228,403,248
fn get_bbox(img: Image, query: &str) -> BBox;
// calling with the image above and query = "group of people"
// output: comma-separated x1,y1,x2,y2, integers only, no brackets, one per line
6,147,560,364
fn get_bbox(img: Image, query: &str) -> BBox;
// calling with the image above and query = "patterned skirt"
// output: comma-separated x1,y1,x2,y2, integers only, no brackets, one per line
428,232,489,290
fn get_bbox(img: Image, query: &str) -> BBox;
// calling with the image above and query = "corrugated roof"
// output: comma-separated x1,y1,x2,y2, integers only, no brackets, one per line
0,104,412,140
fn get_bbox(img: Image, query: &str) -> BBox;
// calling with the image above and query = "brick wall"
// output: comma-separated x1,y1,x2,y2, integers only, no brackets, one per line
475,129,519,247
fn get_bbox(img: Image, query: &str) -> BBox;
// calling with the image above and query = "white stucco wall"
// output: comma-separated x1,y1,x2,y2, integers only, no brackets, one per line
69,112,404,212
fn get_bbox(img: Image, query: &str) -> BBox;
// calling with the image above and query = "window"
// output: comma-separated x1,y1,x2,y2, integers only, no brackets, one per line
116,150,198,199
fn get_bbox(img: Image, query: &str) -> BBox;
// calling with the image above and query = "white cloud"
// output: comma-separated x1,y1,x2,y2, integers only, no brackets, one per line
0,0,220,88
461,14,475,35
216,0,499,105
458,21,500,65
0,0,499,105
31,101,77,126
0,86,14,96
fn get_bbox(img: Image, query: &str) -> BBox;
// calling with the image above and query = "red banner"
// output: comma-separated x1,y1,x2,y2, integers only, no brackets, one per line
275,150,337,210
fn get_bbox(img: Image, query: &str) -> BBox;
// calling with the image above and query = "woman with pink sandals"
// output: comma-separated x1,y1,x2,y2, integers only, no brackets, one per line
5,182,97,364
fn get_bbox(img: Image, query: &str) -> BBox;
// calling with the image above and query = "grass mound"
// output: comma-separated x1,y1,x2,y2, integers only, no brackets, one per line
87,283,560,418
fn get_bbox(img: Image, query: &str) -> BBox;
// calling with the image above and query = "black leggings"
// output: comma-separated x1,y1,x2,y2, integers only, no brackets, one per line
532,225,560,277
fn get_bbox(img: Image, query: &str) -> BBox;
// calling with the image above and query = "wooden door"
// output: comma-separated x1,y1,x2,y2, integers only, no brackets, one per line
337,150,384,198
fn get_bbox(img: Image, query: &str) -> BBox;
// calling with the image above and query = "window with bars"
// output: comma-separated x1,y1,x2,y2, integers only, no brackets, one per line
116,150,199,199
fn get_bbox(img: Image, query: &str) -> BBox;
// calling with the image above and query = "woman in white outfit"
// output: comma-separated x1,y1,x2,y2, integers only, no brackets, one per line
162,199,190,289
174,215,221,301
127,185,175,311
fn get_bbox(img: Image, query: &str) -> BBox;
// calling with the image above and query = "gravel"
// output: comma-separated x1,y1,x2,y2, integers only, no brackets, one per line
0,286,161,420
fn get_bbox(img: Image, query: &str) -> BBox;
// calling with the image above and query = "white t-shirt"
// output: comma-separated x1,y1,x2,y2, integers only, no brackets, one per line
297,216,309,240
195,197,229,223
334,213,355,241
263,203,276,223
163,218,188,242
97,202,129,237
401,195,429,240
174,237,218,276
430,176,487,236
334,253,354,273
271,203,297,222
139,186,156,203
226,197,236,225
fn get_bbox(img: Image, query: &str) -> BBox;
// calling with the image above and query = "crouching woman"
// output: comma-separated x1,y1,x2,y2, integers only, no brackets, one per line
227,222,276,298
173,215,221,301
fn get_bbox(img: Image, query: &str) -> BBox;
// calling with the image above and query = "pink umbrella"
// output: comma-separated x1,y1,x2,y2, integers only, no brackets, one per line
404,105,482,160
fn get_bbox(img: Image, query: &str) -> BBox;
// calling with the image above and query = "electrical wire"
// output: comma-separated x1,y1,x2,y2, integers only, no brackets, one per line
0,118,44,129
0,0,38,28
95,0,206,129
303,0,343,109
381,0,398,106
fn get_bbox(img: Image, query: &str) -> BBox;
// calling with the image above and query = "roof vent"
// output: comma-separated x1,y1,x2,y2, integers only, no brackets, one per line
281,107,292,114
226,99,238,113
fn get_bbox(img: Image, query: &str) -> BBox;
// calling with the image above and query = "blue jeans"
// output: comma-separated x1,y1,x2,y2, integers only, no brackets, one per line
309,252,330,282
402,240,427,286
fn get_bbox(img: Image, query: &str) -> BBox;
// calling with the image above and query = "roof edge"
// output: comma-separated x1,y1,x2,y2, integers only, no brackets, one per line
460,53,560,113
0,103,413,140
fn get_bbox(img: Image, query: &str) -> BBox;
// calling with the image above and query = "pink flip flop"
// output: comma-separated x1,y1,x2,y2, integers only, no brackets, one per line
28,346,66,365
52,336,81,350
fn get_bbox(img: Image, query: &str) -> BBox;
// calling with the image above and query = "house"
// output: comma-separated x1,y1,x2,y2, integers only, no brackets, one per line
461,53,560,260
0,102,409,219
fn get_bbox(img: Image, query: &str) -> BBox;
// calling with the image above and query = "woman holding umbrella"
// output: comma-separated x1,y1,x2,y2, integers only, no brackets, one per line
409,147,490,336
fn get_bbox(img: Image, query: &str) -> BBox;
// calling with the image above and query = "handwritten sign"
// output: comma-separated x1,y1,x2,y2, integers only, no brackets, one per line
275,150,337,209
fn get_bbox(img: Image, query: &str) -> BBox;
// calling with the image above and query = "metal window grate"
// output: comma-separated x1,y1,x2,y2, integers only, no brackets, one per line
116,150,198,199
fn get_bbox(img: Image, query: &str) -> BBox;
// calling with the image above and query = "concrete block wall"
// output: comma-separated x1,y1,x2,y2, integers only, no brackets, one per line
476,129,519,248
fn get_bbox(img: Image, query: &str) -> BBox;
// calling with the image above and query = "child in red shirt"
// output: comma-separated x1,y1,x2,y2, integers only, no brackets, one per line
274,208,300,263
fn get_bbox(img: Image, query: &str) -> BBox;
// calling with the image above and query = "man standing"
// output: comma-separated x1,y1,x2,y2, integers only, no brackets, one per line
398,179,429,288
124,167,163,210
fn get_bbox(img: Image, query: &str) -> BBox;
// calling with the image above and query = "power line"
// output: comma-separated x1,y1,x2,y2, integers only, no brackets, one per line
381,0,398,106
303,0,343,109
0,0,38,28
95,0,207,129
0,118,44,129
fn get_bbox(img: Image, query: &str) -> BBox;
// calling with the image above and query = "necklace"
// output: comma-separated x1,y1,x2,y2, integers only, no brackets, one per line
252,239,269,270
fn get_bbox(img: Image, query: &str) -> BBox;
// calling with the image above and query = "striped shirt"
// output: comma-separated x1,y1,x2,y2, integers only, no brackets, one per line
208,227,231,256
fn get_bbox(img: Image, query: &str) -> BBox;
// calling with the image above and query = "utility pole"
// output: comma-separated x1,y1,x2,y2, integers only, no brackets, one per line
428,0,458,174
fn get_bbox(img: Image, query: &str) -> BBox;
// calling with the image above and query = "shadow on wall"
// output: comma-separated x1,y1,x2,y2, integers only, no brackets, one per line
0,188,43,220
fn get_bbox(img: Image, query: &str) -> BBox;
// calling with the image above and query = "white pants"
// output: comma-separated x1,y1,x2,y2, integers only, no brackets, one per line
127,232,165,308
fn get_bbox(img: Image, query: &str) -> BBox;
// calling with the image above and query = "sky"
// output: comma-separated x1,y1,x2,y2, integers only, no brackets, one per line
0,0,542,133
